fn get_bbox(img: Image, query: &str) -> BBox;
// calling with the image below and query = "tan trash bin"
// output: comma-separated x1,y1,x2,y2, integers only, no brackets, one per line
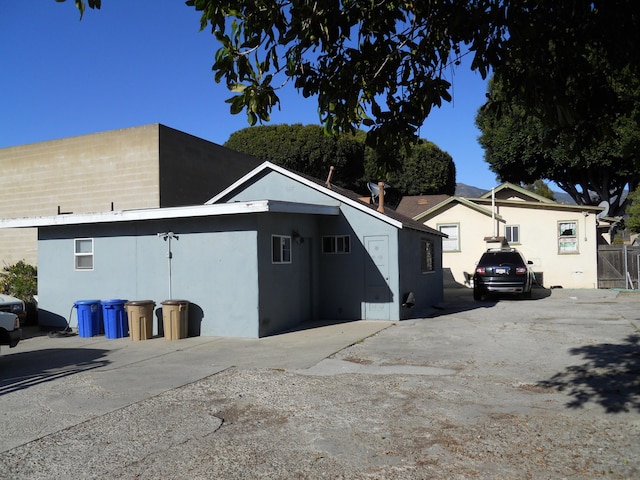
125,300,156,341
160,300,189,340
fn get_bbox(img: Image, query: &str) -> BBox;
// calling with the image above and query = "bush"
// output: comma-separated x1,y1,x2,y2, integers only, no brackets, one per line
0,260,38,323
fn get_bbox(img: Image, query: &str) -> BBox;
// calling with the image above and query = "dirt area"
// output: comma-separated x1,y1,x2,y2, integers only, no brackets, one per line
1,288,639,479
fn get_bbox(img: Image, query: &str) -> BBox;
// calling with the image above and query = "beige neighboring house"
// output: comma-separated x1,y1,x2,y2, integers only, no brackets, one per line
0,124,262,265
399,182,603,289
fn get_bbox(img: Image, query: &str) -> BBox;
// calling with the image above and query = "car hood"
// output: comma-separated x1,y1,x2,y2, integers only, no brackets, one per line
0,293,24,304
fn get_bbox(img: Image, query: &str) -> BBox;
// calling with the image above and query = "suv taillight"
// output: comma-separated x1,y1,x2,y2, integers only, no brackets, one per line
476,267,486,274
516,267,527,274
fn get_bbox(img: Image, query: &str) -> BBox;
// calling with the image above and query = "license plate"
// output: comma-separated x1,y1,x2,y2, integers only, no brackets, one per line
495,268,507,274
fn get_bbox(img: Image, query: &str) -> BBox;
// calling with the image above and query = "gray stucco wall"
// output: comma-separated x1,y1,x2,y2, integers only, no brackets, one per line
397,228,444,319
221,170,412,321
255,213,320,336
38,217,262,337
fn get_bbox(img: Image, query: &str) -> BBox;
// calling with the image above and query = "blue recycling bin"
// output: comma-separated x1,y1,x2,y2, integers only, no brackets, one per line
101,299,129,339
74,300,102,338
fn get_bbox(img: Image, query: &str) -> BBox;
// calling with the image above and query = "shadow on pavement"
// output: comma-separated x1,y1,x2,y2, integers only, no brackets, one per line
431,286,552,317
538,334,640,413
0,348,110,396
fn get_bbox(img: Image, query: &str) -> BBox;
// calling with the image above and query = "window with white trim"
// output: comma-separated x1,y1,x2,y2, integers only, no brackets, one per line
505,225,520,244
74,238,94,270
438,224,459,252
322,235,351,254
558,220,578,253
272,235,291,264
421,238,435,272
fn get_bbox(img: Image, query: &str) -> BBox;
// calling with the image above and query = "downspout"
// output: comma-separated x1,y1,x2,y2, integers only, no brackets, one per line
158,232,178,299
492,187,497,238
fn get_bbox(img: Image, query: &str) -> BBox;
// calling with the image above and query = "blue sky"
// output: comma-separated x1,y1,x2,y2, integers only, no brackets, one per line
1,1,497,189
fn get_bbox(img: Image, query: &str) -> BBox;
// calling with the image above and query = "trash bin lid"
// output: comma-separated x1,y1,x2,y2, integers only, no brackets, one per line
101,299,128,306
125,300,156,306
161,299,189,306
74,299,101,306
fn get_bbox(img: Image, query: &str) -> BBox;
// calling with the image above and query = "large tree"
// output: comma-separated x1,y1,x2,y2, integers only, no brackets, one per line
225,124,365,190
225,125,456,197
370,141,456,197
626,187,640,234
476,76,640,216
65,1,640,165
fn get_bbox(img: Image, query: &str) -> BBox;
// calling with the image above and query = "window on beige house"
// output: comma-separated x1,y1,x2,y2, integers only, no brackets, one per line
558,221,578,253
505,225,520,244
438,224,459,252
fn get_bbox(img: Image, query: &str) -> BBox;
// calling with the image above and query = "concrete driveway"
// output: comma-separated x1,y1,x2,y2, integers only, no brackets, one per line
1,287,639,479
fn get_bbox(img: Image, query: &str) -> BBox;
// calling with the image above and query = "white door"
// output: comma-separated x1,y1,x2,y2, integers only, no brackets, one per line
364,236,390,320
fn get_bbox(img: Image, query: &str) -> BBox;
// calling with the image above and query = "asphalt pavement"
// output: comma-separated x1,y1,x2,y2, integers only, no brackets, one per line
1,286,639,479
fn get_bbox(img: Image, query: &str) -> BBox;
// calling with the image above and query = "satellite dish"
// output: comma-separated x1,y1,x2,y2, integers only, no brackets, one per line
596,200,610,220
367,182,389,201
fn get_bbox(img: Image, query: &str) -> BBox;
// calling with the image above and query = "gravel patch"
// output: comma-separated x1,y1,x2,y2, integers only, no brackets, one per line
1,289,639,479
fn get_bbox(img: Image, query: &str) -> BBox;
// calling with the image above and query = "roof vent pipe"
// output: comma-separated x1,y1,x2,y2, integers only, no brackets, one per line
377,181,385,212
325,166,335,189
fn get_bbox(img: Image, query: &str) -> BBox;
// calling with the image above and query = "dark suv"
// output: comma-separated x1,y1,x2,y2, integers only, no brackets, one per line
473,248,533,300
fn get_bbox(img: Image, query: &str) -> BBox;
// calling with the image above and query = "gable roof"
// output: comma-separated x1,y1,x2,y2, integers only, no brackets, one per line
0,201,339,229
396,194,451,219
414,196,505,223
208,161,444,236
479,182,556,203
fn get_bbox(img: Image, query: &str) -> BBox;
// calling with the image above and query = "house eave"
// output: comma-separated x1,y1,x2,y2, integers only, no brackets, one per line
207,161,406,230
0,200,340,229
415,196,505,222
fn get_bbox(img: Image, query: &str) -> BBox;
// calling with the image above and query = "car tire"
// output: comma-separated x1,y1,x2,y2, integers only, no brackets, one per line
473,287,482,301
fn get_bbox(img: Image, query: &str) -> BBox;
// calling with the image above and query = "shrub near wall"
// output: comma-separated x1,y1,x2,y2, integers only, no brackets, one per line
0,260,38,324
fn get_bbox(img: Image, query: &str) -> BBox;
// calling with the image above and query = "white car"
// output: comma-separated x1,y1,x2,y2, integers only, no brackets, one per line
0,293,26,322
0,311,21,353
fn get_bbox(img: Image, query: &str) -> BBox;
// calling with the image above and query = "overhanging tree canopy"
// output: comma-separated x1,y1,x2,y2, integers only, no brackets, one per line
476,76,640,216
65,0,640,159
225,125,456,197
225,124,365,191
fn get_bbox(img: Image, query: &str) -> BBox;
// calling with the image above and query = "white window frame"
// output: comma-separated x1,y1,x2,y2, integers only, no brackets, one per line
558,220,579,254
505,225,520,244
421,238,435,273
272,235,292,264
322,235,351,254
74,238,94,271
438,224,460,252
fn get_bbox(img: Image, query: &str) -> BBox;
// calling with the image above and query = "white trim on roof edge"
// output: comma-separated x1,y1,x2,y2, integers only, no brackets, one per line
0,200,340,229
207,161,405,229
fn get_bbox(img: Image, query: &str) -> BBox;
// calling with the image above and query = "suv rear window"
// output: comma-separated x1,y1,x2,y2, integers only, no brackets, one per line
478,252,524,266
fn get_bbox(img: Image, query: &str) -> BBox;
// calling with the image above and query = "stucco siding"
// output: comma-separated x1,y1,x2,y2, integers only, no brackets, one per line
494,204,599,289
397,228,444,319
37,217,261,337
429,203,494,286
425,202,599,289
256,213,320,336
325,203,401,320
222,170,340,206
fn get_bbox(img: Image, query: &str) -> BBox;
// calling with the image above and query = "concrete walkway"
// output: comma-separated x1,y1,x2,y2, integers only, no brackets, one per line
1,319,392,452
1,287,639,479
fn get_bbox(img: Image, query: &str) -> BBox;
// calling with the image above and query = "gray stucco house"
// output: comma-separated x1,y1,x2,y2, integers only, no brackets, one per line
1,162,444,337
